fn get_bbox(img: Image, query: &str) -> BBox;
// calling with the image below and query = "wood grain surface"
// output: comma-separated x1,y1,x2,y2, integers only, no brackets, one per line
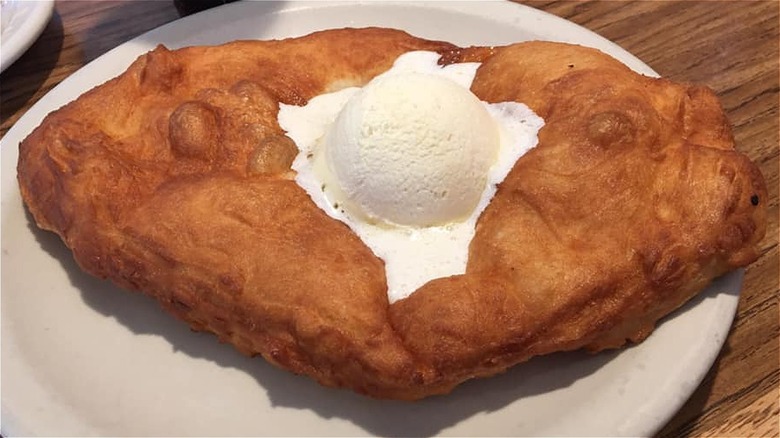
1,1,777,436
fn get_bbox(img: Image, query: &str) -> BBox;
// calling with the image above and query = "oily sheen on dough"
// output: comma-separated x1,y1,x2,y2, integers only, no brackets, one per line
17,28,767,400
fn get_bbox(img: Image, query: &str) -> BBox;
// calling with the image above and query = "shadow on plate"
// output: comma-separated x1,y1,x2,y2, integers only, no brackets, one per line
28,210,714,437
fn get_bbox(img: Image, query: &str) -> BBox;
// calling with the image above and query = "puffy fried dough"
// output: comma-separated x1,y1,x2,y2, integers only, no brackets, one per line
17,28,767,400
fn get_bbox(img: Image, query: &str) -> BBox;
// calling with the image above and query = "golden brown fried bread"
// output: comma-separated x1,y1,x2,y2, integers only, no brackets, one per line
17,28,767,400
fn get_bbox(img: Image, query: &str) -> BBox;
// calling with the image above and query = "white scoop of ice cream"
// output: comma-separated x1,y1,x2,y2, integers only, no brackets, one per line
279,50,544,302
323,72,499,227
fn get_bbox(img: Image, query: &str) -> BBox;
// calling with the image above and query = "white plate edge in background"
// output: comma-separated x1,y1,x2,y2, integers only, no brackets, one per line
0,0,54,72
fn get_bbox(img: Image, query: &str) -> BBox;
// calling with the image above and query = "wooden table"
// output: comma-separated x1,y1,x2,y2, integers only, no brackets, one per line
1,1,777,436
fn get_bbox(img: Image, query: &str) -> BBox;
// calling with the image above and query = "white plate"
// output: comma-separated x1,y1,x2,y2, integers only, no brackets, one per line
0,0,54,72
0,2,741,436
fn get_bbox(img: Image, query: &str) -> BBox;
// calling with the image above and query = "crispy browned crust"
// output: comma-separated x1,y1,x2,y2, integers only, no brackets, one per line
17,28,767,400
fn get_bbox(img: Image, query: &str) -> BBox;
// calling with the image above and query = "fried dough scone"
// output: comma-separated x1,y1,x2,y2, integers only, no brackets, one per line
17,28,767,400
